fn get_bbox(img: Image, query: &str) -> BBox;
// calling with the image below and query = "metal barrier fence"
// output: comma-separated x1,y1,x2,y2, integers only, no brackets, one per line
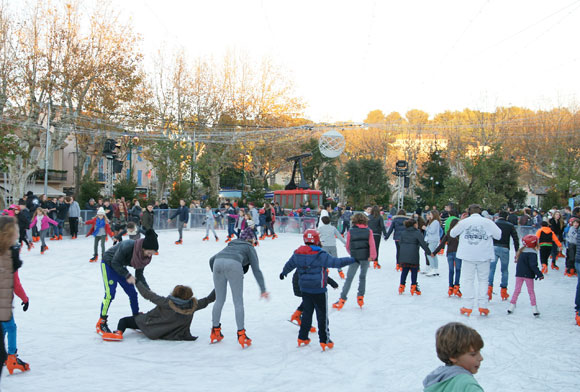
70,210,542,241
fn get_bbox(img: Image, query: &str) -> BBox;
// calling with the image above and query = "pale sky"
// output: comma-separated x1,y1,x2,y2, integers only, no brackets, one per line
104,1,580,121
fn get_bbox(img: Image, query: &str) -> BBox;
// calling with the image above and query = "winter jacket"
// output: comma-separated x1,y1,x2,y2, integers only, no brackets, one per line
318,222,346,247
281,245,355,294
29,215,58,231
129,205,142,224
265,207,275,223
103,240,148,286
535,227,562,248
141,209,154,231
493,218,519,250
133,281,215,341
423,365,483,392
291,269,338,297
548,217,565,239
67,201,81,218
398,226,431,266
103,205,114,222
385,215,407,241
45,200,57,220
434,232,459,255
0,248,14,321
425,220,441,243
170,206,189,223
346,225,377,261
85,217,114,237
17,209,31,231
515,248,543,279
368,215,387,238
209,240,266,293
449,213,502,261
341,210,352,223
56,202,69,220
532,214,542,228
204,210,216,225
566,225,577,245
507,213,519,226
225,206,237,224
249,207,259,225
26,195,39,213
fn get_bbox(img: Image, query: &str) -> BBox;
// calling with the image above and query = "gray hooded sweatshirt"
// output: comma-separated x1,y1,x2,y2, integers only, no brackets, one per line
422,365,483,391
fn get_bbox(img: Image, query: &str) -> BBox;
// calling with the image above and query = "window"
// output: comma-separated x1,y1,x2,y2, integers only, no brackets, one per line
137,170,142,186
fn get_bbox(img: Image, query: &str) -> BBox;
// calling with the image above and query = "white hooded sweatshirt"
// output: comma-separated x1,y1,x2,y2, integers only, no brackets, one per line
449,213,501,262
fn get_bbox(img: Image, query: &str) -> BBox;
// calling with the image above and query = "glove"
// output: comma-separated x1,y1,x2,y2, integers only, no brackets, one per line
261,292,270,300
373,261,381,269
279,273,285,280
328,278,339,289
22,301,29,312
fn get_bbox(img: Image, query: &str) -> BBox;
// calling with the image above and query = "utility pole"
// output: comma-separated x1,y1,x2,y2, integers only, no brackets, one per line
44,100,51,196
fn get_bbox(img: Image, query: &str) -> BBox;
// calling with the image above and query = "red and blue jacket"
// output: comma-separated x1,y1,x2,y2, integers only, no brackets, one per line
281,245,355,294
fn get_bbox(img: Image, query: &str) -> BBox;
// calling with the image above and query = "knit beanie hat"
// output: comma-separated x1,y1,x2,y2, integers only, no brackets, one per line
143,229,159,250
97,207,106,215
240,226,254,242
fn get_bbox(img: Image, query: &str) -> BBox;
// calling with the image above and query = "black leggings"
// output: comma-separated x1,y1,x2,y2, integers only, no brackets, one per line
539,246,552,265
117,316,139,333
69,217,79,237
395,241,401,265
19,228,30,248
373,234,381,261
400,266,418,285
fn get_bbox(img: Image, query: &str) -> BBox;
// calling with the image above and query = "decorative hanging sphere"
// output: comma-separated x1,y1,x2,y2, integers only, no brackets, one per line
318,130,345,158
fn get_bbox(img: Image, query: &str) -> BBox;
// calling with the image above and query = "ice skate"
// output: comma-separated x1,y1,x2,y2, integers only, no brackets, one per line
373,261,381,269
332,298,345,310
421,266,430,275
175,239,183,245
89,255,98,263
225,236,232,243
290,310,302,325
395,264,402,272
576,312,580,327
96,317,111,335
27,243,34,251
210,325,224,343
297,338,310,347
50,235,58,241
453,285,462,298
202,236,209,241
531,305,540,317
357,295,364,308
215,236,219,242
58,234,63,240
271,234,278,239
551,262,559,271
478,308,490,316
398,284,405,295
40,245,48,255
338,270,345,279
102,330,123,341
426,268,438,277
448,286,454,296
237,329,252,348
259,234,266,241
541,264,548,274
500,288,510,301
487,285,493,301
410,284,421,296
320,340,334,351
507,303,516,314
460,307,472,316
5,353,30,375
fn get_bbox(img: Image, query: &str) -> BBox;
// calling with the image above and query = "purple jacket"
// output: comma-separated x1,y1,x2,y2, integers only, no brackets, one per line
30,215,58,231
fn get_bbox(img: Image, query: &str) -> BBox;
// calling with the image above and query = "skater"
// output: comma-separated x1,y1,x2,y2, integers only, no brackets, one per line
535,222,562,273
367,205,387,269
434,217,462,297
85,208,114,263
332,212,376,310
141,204,155,232
209,226,268,348
488,210,519,301
65,196,80,239
13,206,32,252
549,210,565,262
96,229,159,336
575,221,580,326
29,208,58,255
398,219,433,296
112,202,128,244
168,199,189,245
564,218,578,276
114,221,142,242
385,209,408,271
423,210,442,276
224,202,237,241
280,229,355,351
264,203,277,239
422,322,484,392
53,196,68,241
340,206,352,235
318,216,347,279
202,205,219,242
450,204,501,316
507,235,543,317
102,282,215,341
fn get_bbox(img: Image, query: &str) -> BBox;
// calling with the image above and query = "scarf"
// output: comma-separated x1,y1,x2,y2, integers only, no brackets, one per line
131,238,152,269
93,217,106,237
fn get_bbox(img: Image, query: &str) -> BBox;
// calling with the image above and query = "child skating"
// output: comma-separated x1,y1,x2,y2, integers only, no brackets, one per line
29,208,58,255
85,207,114,263
398,219,434,296
280,229,355,350
536,221,562,274
318,215,347,279
202,205,219,242
507,235,543,317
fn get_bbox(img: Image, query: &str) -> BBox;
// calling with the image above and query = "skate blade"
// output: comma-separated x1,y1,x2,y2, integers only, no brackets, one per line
102,336,122,341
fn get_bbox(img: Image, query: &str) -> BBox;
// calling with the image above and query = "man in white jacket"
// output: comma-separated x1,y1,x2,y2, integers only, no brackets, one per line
450,204,502,316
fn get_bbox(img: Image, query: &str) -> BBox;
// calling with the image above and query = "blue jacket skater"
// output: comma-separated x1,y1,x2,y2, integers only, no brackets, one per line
281,245,355,294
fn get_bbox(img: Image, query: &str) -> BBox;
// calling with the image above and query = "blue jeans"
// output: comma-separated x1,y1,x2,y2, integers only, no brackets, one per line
489,246,510,288
447,252,462,286
575,261,580,313
100,261,139,317
1,316,17,354
227,222,235,238
55,219,64,236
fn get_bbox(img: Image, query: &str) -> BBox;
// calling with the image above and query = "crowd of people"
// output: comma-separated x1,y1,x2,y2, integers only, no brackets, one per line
0,189,579,390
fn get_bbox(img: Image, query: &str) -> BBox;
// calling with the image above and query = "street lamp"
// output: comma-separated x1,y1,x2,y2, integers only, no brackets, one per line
125,135,139,180
393,160,409,210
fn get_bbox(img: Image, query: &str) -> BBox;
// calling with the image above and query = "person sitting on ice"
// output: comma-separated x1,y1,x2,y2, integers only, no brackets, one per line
96,229,159,336
280,229,355,351
102,283,216,342
209,226,268,348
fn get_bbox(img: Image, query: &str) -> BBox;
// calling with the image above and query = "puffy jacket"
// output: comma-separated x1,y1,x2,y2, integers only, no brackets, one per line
493,219,519,250
85,217,114,237
385,215,407,241
515,248,543,279
536,227,561,247
170,206,189,223
0,249,14,322
449,213,501,261
134,281,215,341
398,226,431,266
346,225,376,261
368,215,387,238
281,245,355,294
56,202,69,220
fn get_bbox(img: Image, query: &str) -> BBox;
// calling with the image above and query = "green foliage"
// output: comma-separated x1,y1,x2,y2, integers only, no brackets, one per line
301,138,335,188
415,149,451,209
0,131,25,171
168,181,190,208
245,188,266,207
344,158,390,210
402,196,417,213
319,163,340,194
113,178,137,201
541,188,566,211
547,145,580,201
78,176,102,208
441,146,525,211
269,183,285,191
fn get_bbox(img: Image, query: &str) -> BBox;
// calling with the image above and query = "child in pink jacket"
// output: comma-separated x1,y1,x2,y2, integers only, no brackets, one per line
29,209,58,254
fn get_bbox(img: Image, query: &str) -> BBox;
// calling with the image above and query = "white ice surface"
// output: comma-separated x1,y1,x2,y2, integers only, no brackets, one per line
2,229,579,392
